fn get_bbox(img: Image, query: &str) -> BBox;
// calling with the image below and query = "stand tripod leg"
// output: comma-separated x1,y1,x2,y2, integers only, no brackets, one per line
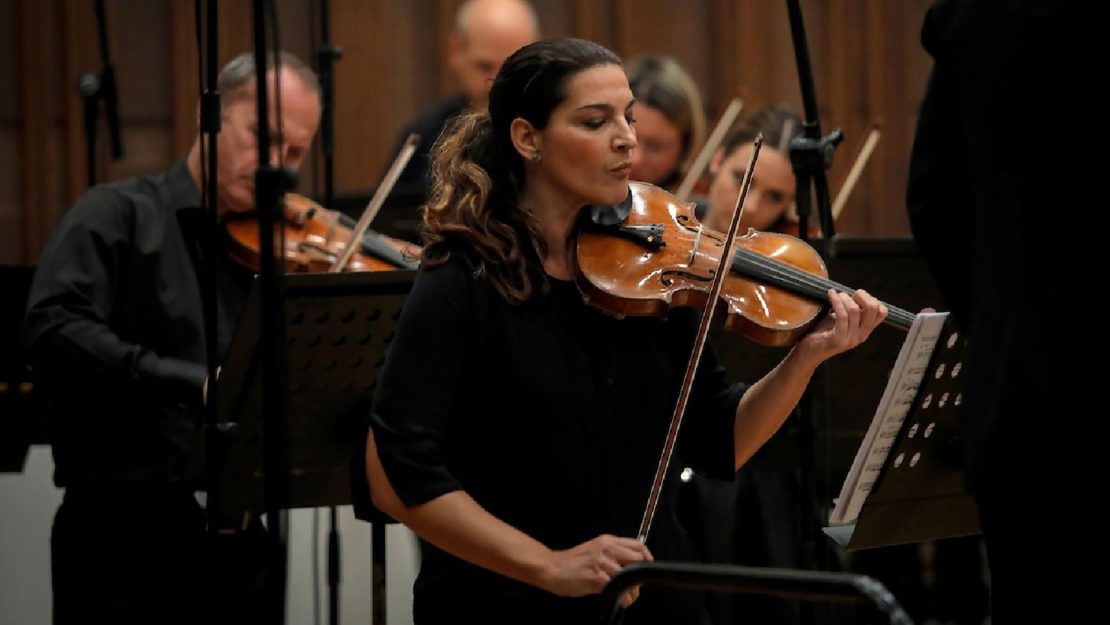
372,523,386,625
328,505,340,625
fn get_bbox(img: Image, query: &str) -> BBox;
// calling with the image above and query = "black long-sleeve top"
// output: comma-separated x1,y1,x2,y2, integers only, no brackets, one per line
369,250,747,625
24,160,253,488
389,93,470,202
906,0,1109,490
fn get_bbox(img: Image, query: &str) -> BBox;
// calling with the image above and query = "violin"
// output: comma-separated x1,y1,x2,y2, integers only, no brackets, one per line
224,192,420,273
224,134,424,274
576,182,914,347
771,215,821,239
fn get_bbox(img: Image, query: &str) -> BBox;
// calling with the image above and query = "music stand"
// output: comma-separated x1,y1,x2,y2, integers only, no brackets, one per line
193,269,414,516
189,269,414,624
825,314,980,550
597,562,913,625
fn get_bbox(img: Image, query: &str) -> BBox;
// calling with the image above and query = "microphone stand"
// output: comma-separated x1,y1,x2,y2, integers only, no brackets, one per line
77,0,123,186
315,2,345,623
77,73,102,188
252,0,295,622
195,0,236,559
784,1,843,623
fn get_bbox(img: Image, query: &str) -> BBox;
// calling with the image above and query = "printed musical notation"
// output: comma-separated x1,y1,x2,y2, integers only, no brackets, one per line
828,312,949,526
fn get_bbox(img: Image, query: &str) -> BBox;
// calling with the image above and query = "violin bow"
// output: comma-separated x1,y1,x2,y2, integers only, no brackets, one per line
674,95,745,202
830,121,882,223
637,134,764,543
328,133,419,272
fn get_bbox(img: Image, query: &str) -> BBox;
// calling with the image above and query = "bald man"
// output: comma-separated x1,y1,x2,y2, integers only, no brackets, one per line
388,0,539,230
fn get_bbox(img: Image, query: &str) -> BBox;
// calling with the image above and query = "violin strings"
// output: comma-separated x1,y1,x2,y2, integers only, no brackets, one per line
744,248,915,327
732,247,912,326
729,246,916,328
755,250,916,327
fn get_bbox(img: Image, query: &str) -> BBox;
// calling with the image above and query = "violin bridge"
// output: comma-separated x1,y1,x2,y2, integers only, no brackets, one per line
687,225,703,266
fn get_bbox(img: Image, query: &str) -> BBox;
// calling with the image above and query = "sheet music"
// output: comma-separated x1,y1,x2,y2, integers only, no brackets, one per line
828,311,949,526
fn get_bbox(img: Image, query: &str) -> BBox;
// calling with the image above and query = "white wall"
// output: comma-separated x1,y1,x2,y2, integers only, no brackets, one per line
0,446,419,625
286,507,419,625
0,446,62,625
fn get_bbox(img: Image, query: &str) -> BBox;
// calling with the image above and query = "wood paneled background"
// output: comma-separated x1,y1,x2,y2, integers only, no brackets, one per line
0,0,935,264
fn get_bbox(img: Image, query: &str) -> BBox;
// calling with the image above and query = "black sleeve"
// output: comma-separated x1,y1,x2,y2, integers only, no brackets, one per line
906,0,974,323
368,257,473,507
390,116,438,200
23,187,207,408
669,309,747,480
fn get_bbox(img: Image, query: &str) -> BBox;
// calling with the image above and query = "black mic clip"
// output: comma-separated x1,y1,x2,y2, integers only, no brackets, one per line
788,126,844,175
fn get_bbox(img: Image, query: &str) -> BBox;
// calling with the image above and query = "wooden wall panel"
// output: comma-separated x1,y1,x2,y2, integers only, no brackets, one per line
530,0,574,39
15,0,67,263
862,0,934,235
0,0,20,263
819,0,871,236
331,0,437,191
615,0,713,107
170,0,198,157
572,0,617,46
732,0,802,110
3,0,939,263
0,128,19,263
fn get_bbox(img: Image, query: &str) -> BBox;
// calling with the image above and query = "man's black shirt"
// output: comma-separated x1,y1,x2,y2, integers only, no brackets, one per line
391,93,471,201
25,159,253,487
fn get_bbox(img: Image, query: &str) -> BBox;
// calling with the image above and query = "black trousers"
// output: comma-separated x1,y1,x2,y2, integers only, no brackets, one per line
51,485,266,625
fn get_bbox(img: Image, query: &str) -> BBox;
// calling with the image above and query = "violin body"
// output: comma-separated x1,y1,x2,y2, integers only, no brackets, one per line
771,216,822,239
577,182,827,347
224,193,418,273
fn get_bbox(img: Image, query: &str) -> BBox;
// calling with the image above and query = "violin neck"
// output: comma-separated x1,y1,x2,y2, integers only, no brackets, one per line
730,247,916,330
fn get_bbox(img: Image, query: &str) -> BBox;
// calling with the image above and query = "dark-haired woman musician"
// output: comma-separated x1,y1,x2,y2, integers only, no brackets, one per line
364,38,886,625
701,104,803,234
624,54,707,192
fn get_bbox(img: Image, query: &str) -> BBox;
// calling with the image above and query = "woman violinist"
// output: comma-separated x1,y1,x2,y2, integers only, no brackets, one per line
701,104,804,235
363,39,887,625
625,55,707,193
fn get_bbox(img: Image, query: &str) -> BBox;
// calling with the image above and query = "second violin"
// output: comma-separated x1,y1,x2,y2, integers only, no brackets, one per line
223,193,419,273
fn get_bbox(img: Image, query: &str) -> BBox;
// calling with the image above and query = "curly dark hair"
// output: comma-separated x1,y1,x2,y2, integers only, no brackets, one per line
420,38,622,304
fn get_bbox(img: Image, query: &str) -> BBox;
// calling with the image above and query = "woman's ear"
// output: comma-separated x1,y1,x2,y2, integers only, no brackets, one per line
510,118,541,162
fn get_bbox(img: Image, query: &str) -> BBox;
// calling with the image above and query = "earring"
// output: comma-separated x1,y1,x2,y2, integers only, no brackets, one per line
530,152,541,162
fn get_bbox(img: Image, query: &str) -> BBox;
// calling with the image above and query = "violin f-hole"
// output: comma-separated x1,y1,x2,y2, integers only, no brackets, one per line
660,267,715,287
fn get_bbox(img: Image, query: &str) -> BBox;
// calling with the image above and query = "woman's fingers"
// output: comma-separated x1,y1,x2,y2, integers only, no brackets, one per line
827,289,851,341
543,534,653,599
619,585,641,609
601,536,653,565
